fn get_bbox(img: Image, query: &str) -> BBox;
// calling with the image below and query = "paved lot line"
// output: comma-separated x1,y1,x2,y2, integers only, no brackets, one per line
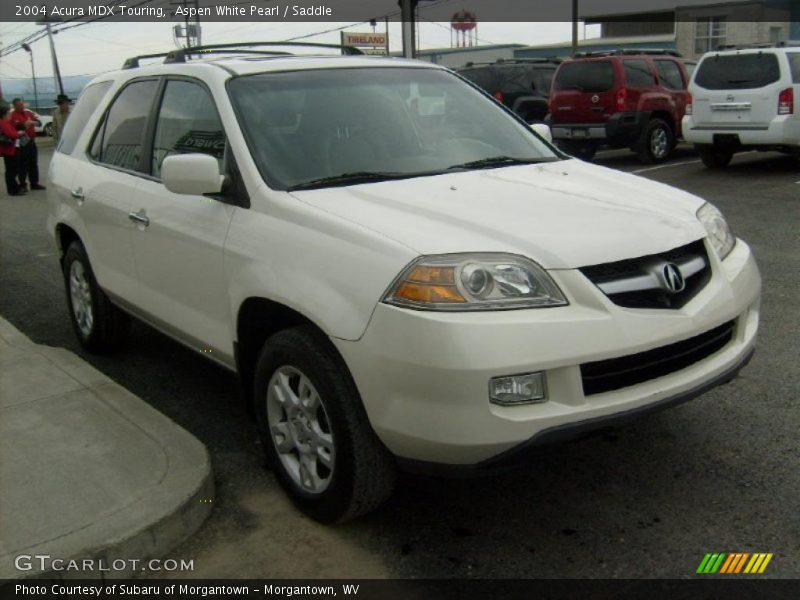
632,159,702,174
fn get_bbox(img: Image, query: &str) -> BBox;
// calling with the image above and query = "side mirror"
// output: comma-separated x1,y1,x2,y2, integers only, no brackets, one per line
162,154,224,195
530,123,553,143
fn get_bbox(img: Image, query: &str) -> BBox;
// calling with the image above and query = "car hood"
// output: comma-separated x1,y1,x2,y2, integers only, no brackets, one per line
291,159,708,269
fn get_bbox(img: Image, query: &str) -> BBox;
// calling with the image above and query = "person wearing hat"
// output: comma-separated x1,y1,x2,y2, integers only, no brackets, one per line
53,94,71,144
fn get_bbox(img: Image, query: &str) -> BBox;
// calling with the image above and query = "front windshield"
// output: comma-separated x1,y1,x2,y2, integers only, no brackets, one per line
228,67,560,190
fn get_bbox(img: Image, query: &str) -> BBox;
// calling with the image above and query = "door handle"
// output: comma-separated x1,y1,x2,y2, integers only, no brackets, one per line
128,209,150,228
70,188,84,200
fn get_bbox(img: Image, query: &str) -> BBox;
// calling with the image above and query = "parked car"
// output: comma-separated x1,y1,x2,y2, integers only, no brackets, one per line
548,50,695,163
32,106,55,137
683,44,800,168
48,43,760,522
458,58,561,123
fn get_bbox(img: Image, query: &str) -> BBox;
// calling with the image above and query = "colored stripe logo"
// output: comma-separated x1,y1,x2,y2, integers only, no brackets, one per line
697,552,773,574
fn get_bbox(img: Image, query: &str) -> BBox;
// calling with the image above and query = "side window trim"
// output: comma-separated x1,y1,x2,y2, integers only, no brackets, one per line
149,75,228,182
85,76,163,180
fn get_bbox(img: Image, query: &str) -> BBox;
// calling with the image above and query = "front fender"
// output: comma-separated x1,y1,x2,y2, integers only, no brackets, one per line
224,192,417,341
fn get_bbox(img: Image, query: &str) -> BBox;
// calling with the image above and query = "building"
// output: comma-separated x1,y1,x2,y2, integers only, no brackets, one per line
515,0,800,60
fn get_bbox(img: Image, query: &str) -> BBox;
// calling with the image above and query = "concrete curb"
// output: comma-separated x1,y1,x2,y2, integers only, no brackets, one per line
0,317,214,580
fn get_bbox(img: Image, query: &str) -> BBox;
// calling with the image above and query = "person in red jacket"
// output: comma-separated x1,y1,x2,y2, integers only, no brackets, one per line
0,105,25,196
10,97,46,191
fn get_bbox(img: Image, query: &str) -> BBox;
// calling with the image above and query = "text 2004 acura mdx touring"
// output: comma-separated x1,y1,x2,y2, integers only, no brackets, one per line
48,44,760,522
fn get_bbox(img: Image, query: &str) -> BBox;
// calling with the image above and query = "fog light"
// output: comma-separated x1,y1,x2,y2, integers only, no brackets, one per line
489,372,546,405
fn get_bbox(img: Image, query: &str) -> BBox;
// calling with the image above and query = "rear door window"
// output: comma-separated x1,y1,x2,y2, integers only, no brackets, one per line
554,61,614,93
694,53,781,90
655,60,685,90
623,60,655,87
90,79,159,172
57,81,112,155
789,53,800,83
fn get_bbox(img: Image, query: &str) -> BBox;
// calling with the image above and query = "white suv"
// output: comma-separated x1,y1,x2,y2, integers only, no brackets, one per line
684,45,800,167
48,43,760,522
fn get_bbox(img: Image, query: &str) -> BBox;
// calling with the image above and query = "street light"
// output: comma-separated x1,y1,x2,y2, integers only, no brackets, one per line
21,43,40,111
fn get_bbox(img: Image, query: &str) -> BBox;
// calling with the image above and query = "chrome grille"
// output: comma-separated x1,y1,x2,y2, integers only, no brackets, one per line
579,240,711,309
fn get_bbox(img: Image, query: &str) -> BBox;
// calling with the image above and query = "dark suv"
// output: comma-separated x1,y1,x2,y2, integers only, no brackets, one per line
458,58,561,123
547,50,695,163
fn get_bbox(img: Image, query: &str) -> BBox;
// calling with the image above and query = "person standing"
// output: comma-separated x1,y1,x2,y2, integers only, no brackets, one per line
0,105,25,196
10,97,46,191
52,94,71,144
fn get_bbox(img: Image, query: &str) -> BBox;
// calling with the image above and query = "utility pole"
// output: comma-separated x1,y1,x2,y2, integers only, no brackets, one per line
194,0,202,46
21,43,40,110
171,0,200,49
571,0,579,56
399,0,418,59
36,22,64,96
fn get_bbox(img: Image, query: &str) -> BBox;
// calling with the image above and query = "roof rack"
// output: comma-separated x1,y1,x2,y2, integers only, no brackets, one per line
462,57,562,68
573,49,683,58
122,41,364,69
716,41,800,50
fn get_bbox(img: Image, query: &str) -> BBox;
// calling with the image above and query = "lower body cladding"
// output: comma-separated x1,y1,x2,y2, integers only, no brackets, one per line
333,240,760,471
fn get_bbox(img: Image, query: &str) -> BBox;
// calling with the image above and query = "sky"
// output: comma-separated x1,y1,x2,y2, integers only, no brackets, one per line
0,20,584,81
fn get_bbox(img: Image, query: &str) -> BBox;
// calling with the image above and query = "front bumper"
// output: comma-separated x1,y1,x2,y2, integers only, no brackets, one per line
334,240,760,467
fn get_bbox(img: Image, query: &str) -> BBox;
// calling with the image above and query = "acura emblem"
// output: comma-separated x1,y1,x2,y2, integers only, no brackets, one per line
726,94,735,102
662,263,685,294
591,94,600,103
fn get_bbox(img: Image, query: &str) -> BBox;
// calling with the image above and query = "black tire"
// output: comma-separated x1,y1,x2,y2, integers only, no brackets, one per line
253,325,396,523
635,118,675,164
44,122,54,137
696,144,734,169
557,140,597,161
62,241,130,353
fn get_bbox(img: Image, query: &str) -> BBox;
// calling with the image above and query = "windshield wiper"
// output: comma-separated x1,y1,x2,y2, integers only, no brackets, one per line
446,156,556,171
287,171,412,191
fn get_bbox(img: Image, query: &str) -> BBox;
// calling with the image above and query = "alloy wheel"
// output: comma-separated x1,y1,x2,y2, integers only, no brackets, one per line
650,126,669,159
69,261,94,338
266,366,335,494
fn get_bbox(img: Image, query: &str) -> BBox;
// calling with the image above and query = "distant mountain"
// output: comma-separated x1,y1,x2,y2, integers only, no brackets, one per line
1,74,95,108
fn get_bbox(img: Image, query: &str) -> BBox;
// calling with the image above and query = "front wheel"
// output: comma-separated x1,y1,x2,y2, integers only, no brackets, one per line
62,241,130,353
636,118,675,164
696,144,733,169
44,122,54,137
254,326,396,523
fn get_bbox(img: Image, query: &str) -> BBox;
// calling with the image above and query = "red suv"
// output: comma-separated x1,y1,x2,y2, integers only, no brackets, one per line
547,50,695,163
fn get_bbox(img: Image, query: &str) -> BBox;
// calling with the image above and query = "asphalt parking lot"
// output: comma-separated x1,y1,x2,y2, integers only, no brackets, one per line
1,143,798,579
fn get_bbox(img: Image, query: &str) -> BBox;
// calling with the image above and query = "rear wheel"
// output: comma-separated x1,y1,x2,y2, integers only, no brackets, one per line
254,326,396,523
557,140,597,161
62,241,130,353
636,118,675,164
696,144,734,169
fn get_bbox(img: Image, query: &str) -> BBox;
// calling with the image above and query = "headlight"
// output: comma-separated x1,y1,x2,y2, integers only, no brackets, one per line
383,253,568,311
697,202,736,260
